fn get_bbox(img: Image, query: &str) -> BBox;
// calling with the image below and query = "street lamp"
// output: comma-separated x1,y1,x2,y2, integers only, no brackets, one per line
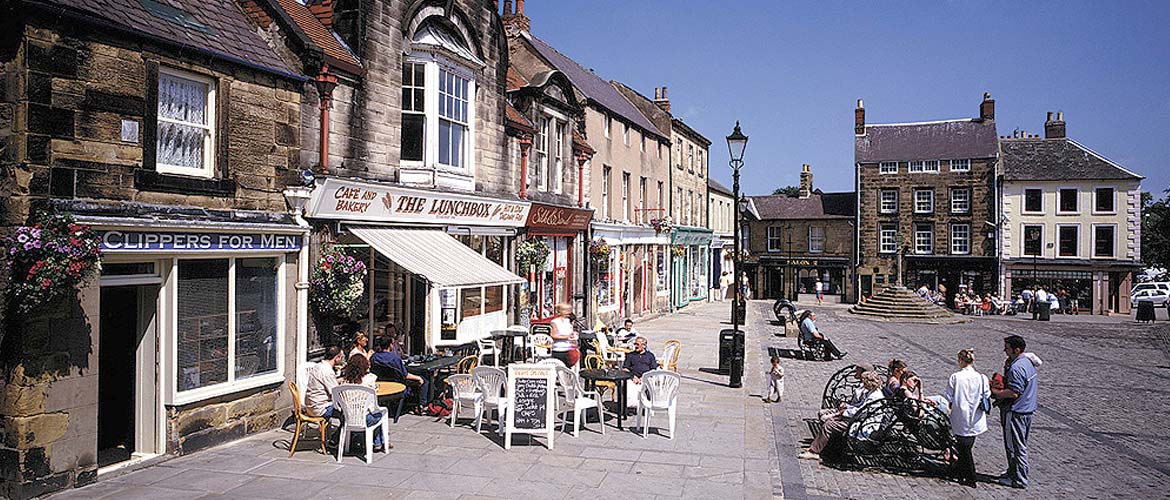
727,121,748,388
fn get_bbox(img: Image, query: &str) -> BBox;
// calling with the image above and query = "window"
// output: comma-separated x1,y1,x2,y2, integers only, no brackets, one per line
1024,188,1043,213
1094,225,1115,257
535,117,549,191
914,224,933,254
687,144,694,172
657,142,662,158
604,115,611,138
400,62,426,162
623,122,629,145
950,224,970,254
657,181,664,210
879,224,897,253
909,161,924,173
1095,187,1115,213
698,151,705,177
459,287,482,320
809,226,825,253
1058,188,1078,213
177,257,281,393
741,224,750,251
621,172,630,221
949,159,970,172
950,188,970,213
879,162,897,174
676,187,684,221
437,68,470,169
601,166,611,219
640,133,645,152
923,160,940,173
767,227,782,252
157,69,216,177
639,177,647,219
655,249,667,290
597,251,616,307
913,189,934,213
687,189,695,225
553,121,564,194
879,189,898,213
1058,225,1079,257
1022,225,1043,257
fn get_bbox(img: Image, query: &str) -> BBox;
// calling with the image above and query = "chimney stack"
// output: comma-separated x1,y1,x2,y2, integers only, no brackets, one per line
1044,111,1066,139
799,164,813,199
654,86,671,114
307,0,334,28
855,99,865,135
502,0,530,32
980,92,995,121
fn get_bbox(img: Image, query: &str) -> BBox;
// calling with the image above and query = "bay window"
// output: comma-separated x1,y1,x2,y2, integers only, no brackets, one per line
157,69,216,177
438,68,469,169
553,121,564,194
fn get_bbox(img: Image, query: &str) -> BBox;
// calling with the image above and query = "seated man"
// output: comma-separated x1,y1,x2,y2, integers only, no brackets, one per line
614,318,639,345
799,311,846,360
370,336,431,410
800,370,884,460
621,336,657,406
304,346,345,421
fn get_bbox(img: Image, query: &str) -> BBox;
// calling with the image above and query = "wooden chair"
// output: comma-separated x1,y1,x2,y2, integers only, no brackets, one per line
287,380,328,457
583,354,615,401
455,355,478,374
658,340,682,372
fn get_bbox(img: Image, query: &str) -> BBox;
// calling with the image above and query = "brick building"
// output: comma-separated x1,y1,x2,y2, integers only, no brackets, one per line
854,94,999,303
0,0,308,497
743,165,856,303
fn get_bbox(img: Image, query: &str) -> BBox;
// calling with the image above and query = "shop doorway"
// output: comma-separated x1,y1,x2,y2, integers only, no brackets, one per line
410,276,427,355
97,283,159,468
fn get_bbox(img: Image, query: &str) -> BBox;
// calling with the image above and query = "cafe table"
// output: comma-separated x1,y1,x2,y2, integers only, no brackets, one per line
376,381,406,397
490,326,530,364
579,368,633,430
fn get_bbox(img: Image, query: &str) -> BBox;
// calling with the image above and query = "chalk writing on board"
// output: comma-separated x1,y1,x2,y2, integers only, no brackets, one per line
512,377,548,429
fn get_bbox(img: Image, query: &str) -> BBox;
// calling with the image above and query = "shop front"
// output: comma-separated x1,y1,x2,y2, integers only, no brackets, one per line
591,222,671,326
1002,260,1139,315
757,256,851,303
904,256,997,307
305,178,529,354
671,226,713,308
520,203,593,322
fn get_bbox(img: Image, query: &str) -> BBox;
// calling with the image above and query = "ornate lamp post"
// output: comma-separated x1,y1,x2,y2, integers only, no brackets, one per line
726,122,748,388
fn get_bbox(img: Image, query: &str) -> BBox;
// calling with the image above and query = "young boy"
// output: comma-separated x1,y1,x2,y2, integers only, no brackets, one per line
763,355,785,403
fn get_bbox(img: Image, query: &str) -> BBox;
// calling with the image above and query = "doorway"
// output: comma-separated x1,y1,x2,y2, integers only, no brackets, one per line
409,276,427,355
97,284,159,468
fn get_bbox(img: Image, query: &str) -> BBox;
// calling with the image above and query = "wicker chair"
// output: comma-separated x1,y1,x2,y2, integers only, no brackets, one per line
658,340,681,372
583,354,616,401
287,380,328,457
455,355,478,374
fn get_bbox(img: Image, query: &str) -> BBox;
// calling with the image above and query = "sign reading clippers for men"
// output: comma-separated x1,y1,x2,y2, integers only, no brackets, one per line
99,231,302,252
307,178,531,227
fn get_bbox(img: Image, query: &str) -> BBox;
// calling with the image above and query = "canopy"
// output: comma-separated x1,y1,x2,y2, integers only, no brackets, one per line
348,227,524,288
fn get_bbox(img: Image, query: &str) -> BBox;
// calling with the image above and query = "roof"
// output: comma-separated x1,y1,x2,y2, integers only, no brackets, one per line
1000,138,1143,182
610,81,671,138
271,0,361,73
708,178,733,196
506,67,528,92
504,101,535,135
747,192,856,220
672,118,712,146
524,32,668,141
856,119,998,163
26,0,297,79
572,129,595,155
348,227,524,288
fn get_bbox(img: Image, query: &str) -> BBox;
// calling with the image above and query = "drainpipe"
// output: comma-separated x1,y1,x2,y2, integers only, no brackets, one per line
314,69,339,174
283,186,314,391
518,135,532,199
576,152,589,207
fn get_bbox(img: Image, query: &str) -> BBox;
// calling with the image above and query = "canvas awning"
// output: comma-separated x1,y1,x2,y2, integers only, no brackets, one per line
348,227,524,288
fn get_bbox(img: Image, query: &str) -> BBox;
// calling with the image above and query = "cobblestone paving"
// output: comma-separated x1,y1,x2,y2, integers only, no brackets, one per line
50,302,779,500
759,300,1170,500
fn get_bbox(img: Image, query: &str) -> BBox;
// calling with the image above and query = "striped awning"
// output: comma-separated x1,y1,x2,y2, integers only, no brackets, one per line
348,227,524,288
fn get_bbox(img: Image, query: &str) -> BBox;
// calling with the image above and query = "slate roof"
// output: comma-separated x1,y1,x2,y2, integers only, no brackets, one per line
856,119,998,163
27,0,298,78
524,32,667,141
708,178,732,196
748,191,855,220
272,0,361,73
1000,138,1143,182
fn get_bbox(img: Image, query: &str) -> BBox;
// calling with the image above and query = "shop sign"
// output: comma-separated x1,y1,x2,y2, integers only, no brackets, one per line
525,203,592,231
307,178,530,227
671,228,714,246
98,230,301,252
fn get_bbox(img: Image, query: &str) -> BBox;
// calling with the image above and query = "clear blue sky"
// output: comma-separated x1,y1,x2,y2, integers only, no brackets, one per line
521,1,1170,196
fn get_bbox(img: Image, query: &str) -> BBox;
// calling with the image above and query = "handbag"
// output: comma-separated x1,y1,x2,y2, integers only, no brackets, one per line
979,374,993,413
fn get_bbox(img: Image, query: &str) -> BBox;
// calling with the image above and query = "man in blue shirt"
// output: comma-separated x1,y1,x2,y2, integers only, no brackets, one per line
370,336,431,409
798,312,846,360
991,334,1038,489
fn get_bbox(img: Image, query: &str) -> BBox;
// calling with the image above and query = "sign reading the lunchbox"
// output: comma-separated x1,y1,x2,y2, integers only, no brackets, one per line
98,231,301,252
504,363,556,450
307,178,530,227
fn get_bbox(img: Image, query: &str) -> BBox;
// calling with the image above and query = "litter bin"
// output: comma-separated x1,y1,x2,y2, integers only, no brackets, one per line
718,329,736,374
1037,301,1051,321
1137,301,1156,323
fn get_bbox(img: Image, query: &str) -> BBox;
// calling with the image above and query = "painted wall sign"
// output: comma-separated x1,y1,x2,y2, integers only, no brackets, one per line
99,230,302,252
307,178,531,227
671,227,714,246
525,203,592,231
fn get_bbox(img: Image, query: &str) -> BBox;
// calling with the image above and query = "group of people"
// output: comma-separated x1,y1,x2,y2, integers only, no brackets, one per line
954,291,1015,316
549,304,659,407
1020,286,1081,316
796,335,1041,490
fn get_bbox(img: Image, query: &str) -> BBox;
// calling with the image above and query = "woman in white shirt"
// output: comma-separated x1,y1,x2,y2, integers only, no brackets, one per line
944,348,990,488
549,303,577,367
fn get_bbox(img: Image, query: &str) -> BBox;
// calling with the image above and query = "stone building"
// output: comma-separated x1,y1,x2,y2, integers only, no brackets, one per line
998,113,1143,314
0,0,307,497
708,178,735,300
854,94,999,304
504,1,672,326
743,165,856,303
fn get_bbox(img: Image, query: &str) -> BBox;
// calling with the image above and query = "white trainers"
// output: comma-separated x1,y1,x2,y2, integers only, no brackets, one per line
797,451,820,460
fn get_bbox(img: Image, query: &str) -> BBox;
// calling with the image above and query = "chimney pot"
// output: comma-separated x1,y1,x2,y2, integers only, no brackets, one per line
654,87,660,100
1046,111,1053,122
854,98,866,135
979,92,995,121
1044,112,1066,139
1057,111,1063,121
799,164,814,198
653,85,671,114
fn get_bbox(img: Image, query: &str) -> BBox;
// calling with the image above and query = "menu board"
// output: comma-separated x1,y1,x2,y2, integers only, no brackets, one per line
504,364,556,450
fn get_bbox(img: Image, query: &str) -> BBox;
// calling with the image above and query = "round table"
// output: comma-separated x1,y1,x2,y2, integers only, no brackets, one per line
376,381,406,397
490,328,530,365
579,368,634,430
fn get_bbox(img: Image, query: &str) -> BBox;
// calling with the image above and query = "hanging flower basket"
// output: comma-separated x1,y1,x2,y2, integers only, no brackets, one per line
588,240,611,261
672,244,687,257
2,213,103,316
516,239,550,271
309,248,367,318
650,217,673,235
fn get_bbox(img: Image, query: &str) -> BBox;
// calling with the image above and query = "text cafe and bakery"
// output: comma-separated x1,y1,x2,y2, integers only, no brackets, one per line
304,178,533,355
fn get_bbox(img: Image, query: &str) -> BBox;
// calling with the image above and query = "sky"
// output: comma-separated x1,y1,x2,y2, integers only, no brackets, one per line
519,1,1170,196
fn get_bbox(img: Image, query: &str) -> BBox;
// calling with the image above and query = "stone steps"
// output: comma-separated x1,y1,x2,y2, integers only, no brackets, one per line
849,286,962,323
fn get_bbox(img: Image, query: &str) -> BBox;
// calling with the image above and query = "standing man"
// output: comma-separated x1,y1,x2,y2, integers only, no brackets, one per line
991,335,1038,489
814,280,824,305
718,271,730,302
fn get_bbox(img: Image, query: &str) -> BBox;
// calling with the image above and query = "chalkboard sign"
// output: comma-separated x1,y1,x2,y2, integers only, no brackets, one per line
505,364,556,450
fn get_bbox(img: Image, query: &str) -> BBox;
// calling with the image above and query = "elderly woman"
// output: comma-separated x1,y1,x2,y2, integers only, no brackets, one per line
799,370,884,460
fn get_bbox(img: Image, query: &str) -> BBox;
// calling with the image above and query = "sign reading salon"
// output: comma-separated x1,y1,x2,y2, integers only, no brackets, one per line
99,231,302,252
307,178,531,227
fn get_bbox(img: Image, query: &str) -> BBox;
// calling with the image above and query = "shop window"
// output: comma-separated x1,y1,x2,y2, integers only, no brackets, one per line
1058,225,1079,257
157,69,216,177
656,249,667,291
914,223,933,254
597,251,617,307
1024,189,1043,213
1022,225,1043,257
460,287,483,319
1093,225,1115,257
808,226,825,254
485,236,505,266
484,286,504,314
235,258,279,379
1095,187,1115,213
1058,188,1079,213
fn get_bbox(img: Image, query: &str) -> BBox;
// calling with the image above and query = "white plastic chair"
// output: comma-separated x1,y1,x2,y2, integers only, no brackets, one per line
332,384,389,463
594,333,625,365
446,374,483,429
528,333,553,362
471,366,508,435
635,370,681,439
554,366,604,437
476,337,499,367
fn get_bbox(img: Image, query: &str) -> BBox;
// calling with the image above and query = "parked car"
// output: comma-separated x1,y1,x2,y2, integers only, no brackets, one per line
1130,282,1170,299
1131,289,1170,308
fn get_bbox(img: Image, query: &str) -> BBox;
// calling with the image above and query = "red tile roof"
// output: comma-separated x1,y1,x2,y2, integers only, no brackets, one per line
572,129,594,155
271,0,361,74
506,67,528,92
505,102,535,135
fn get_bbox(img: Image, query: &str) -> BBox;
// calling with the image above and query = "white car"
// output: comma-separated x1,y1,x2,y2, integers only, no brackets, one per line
1131,289,1170,308
1131,282,1170,298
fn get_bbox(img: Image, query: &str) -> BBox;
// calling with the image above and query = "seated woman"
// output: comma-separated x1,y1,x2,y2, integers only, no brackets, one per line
883,359,907,397
954,294,967,313
897,370,949,409
338,354,385,451
799,371,883,460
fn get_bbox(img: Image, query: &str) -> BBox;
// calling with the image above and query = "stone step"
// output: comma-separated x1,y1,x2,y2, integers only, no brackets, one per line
849,285,955,321
853,303,950,316
850,305,952,317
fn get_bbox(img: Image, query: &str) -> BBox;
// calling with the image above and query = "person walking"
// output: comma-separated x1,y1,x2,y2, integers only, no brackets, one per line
991,335,1038,489
718,271,730,302
549,303,578,367
814,280,824,305
945,348,991,488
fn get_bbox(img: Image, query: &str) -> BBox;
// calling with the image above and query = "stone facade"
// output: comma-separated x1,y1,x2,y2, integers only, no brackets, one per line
744,193,856,303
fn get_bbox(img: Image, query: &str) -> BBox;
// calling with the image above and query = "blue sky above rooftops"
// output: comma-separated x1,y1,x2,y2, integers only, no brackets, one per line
521,0,1170,195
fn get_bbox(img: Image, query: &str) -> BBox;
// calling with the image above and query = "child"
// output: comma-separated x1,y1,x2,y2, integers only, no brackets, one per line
763,355,785,403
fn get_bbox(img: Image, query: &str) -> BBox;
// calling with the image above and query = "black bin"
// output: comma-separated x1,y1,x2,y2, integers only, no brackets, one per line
1137,301,1156,322
1037,301,1051,321
718,329,736,373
